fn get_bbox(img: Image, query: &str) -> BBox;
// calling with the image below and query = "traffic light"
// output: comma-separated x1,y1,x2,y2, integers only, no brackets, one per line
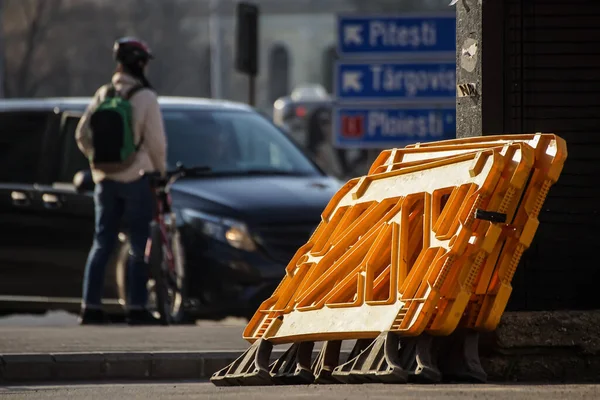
235,2,259,77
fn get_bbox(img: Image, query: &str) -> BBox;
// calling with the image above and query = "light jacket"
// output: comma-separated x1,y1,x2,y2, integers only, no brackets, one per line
75,72,167,183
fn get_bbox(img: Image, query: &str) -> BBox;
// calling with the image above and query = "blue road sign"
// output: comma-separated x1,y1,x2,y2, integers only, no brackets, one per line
337,14,456,57
335,61,456,102
332,13,457,149
333,106,456,148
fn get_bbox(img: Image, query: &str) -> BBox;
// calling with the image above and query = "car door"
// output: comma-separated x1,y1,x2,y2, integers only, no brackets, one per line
0,109,64,300
32,112,120,301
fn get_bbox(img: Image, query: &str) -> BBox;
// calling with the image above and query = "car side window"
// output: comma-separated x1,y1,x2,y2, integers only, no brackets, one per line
57,116,89,183
0,111,51,184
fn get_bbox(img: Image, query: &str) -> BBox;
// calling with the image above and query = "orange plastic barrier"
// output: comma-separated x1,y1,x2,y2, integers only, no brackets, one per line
211,133,567,387
243,149,507,343
367,133,567,332
465,135,567,331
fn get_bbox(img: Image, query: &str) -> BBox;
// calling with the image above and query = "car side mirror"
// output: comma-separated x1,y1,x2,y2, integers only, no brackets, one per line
73,170,95,193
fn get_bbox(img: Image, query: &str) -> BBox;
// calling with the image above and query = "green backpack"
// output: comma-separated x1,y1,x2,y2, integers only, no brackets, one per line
88,83,145,173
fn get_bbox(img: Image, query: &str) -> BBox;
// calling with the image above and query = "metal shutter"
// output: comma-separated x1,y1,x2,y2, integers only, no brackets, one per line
505,0,600,310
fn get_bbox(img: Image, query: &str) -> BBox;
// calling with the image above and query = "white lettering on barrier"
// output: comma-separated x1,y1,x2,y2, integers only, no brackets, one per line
367,111,446,138
369,21,437,48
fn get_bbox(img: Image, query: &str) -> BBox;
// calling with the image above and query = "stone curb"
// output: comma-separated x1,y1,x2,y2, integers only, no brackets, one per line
1,348,599,383
0,350,302,383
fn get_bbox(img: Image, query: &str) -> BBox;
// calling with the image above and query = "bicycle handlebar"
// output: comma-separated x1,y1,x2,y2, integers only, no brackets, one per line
141,163,212,190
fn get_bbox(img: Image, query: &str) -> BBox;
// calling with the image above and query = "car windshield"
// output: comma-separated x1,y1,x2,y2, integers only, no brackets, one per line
162,108,321,176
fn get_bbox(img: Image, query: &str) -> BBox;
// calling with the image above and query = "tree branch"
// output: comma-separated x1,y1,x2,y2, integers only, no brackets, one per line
22,65,64,97
14,0,63,96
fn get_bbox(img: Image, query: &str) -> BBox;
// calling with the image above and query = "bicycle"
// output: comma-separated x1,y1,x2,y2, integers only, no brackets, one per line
142,163,211,325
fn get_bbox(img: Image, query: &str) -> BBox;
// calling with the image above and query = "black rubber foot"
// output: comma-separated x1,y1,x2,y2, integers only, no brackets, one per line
270,341,316,385
438,329,487,383
399,334,442,384
312,340,344,384
332,332,408,384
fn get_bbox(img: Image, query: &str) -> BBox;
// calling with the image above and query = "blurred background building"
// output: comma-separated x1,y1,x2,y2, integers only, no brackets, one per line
1,0,450,111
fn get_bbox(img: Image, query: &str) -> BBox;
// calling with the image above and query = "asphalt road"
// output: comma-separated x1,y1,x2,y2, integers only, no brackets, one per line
1,382,600,400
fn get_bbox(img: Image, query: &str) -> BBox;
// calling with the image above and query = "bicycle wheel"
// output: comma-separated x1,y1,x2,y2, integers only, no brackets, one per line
148,221,170,325
167,228,187,323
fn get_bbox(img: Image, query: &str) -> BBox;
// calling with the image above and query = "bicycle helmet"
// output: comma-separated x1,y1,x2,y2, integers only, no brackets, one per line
113,37,154,65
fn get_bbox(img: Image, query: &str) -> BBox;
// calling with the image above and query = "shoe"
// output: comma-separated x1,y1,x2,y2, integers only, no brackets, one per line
126,309,163,326
78,308,108,325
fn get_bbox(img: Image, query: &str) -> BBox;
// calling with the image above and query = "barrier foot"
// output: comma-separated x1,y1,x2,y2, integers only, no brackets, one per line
438,329,487,383
210,338,274,386
311,340,343,384
331,332,408,384
398,334,442,384
270,341,316,385
314,339,370,384
348,338,375,359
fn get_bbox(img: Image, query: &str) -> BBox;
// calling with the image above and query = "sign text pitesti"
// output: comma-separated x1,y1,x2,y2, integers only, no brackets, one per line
337,14,456,56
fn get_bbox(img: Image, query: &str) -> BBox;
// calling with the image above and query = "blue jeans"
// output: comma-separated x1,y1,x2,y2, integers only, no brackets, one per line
82,176,153,311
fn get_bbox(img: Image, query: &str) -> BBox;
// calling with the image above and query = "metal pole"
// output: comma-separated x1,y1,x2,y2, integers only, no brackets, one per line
209,0,222,99
0,0,5,98
249,75,255,106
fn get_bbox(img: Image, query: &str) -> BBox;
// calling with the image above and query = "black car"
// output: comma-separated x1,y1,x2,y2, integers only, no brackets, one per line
0,96,342,321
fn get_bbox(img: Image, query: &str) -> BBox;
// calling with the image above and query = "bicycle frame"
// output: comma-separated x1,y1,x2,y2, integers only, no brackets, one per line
143,166,209,272
144,178,179,273
157,194,176,271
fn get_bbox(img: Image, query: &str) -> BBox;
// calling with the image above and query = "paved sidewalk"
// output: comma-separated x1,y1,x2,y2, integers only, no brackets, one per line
0,311,251,353
0,325,248,354
0,310,362,354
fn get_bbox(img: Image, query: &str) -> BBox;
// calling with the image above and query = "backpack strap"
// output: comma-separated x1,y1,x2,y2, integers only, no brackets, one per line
104,83,143,100
124,84,149,150
135,132,145,151
104,83,117,99
125,84,145,101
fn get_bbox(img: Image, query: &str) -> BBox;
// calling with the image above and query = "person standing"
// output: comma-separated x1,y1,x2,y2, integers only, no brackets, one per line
75,37,167,325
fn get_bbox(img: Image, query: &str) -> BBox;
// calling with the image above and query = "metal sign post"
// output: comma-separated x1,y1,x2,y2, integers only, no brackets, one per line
249,75,256,107
209,0,223,100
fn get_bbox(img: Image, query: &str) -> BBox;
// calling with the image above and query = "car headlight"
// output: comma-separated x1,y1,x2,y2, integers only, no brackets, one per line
180,208,257,252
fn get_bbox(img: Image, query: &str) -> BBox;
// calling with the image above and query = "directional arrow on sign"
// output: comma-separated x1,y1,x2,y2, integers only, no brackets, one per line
342,71,363,92
344,24,363,46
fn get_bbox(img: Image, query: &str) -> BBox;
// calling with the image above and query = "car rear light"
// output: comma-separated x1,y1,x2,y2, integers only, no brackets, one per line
295,106,307,118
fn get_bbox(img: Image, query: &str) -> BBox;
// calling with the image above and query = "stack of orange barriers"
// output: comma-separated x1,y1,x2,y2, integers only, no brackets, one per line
211,133,567,386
